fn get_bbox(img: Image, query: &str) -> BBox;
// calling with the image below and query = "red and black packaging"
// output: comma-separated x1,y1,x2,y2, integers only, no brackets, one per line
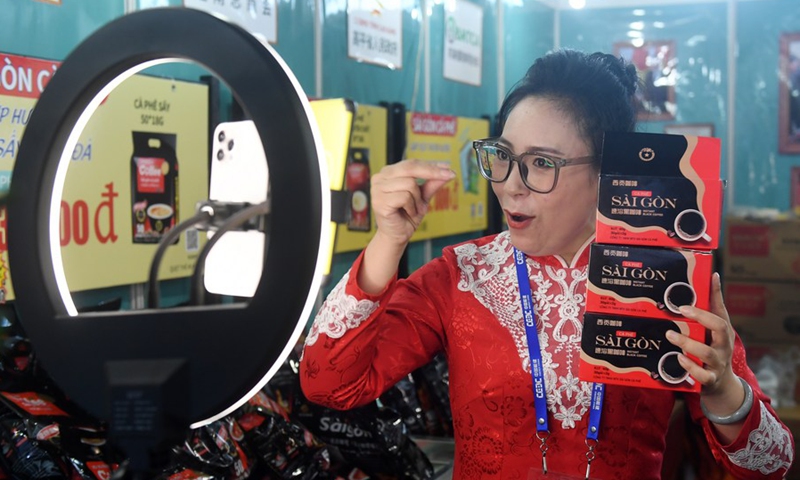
131,132,179,244
596,132,722,250
0,390,121,479
179,418,254,480
345,148,371,232
587,243,713,320
579,313,705,392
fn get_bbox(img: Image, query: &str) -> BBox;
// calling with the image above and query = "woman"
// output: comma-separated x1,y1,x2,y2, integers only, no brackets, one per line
299,50,794,479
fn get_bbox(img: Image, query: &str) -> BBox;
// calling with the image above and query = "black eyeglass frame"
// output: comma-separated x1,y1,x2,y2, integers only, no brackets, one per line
472,138,596,194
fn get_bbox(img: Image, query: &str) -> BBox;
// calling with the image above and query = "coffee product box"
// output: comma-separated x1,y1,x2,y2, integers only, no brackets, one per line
587,243,713,320
596,132,722,250
579,313,706,392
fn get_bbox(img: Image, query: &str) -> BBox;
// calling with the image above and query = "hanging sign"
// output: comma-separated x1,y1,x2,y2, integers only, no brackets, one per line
184,0,278,44
347,0,403,69
443,0,483,86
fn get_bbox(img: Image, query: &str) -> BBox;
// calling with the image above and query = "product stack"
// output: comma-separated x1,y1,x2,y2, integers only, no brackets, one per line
721,210,800,449
722,212,800,346
579,132,723,392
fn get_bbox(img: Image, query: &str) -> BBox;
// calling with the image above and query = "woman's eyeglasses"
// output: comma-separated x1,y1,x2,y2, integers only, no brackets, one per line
472,138,595,194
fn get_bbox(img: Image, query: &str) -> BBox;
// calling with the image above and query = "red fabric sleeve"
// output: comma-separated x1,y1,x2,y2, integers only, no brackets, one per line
684,333,795,479
298,250,454,410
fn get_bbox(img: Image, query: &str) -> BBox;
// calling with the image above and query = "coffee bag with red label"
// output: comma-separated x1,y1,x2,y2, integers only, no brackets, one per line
130,132,179,244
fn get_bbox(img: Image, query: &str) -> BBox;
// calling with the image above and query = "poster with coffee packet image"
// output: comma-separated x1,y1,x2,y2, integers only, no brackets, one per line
346,147,371,232
587,243,713,321
579,313,706,392
596,132,722,250
130,131,179,244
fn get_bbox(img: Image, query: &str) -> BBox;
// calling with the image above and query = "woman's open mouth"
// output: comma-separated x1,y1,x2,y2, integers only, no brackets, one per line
506,211,533,229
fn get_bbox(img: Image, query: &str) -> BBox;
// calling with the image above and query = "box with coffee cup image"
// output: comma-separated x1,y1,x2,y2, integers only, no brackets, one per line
596,132,722,251
587,243,713,321
579,313,707,392
130,131,179,244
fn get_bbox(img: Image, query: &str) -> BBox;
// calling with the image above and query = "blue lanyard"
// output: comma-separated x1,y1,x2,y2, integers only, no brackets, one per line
513,247,604,476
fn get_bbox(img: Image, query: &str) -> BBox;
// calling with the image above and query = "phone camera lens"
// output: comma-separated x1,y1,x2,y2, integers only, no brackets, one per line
227,139,234,151
216,149,224,161
217,131,225,142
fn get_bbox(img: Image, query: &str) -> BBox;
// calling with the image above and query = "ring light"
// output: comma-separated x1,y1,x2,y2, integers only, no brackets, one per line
6,6,330,433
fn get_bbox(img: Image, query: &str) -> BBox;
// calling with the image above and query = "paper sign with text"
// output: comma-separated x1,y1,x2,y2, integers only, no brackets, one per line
183,0,277,44
347,0,403,69
443,0,483,86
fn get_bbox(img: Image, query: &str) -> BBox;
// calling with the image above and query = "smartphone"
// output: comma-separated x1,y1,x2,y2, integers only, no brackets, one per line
204,120,269,297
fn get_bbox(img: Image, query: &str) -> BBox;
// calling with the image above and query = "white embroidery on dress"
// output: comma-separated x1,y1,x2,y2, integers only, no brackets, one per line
455,232,592,429
727,401,794,475
305,271,379,347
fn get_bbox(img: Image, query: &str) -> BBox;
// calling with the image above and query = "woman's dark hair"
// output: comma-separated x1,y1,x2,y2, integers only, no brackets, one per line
497,49,640,161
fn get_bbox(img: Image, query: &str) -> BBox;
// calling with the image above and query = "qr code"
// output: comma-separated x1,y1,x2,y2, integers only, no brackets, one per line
185,228,199,253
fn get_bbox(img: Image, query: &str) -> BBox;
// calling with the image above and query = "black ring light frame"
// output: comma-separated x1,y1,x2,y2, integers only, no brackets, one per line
7,8,328,429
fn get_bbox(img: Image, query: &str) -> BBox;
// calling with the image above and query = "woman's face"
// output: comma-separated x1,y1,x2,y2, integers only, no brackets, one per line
491,96,599,262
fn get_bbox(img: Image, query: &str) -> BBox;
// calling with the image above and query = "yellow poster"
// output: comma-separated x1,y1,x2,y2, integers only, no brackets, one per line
58,74,209,292
0,52,63,301
406,112,489,241
333,104,388,254
0,95,35,302
309,98,356,272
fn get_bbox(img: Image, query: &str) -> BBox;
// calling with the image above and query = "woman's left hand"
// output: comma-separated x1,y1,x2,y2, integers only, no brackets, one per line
664,272,738,395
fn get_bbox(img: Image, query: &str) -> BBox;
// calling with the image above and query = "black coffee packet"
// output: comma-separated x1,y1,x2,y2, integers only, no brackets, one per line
579,313,706,392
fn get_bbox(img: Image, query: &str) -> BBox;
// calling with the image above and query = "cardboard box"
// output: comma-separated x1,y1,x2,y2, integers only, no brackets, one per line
587,243,713,320
596,132,722,250
579,313,705,392
725,280,800,343
722,216,800,282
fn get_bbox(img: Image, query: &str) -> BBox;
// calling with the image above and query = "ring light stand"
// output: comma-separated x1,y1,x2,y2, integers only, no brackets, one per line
6,7,330,472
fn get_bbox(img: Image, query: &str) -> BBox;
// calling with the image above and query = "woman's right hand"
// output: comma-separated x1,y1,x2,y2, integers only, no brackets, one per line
370,159,456,245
